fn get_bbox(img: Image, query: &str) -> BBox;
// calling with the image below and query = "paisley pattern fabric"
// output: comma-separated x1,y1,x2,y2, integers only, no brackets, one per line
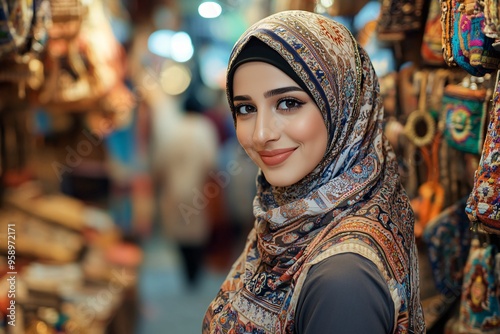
203,10,424,333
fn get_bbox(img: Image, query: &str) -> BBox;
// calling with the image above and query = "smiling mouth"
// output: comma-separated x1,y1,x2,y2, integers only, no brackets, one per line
258,148,296,166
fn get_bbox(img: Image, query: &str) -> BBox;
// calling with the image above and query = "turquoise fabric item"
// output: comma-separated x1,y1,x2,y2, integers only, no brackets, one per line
452,1,485,76
442,90,486,154
458,238,500,332
451,1,498,76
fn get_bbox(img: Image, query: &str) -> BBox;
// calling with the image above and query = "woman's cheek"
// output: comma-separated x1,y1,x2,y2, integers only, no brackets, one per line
236,131,257,161
289,116,319,140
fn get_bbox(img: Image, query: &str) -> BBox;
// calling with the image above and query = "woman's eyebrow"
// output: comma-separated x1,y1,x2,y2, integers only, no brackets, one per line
233,86,303,102
233,95,252,101
264,86,303,98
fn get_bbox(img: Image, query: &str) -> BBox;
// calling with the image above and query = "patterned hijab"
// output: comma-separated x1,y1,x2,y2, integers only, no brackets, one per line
204,10,424,333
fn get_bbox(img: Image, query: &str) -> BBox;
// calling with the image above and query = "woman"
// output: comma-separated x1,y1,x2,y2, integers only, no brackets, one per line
203,10,425,333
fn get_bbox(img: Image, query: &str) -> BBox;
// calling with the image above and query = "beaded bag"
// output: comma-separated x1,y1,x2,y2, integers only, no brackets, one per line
449,0,500,76
466,74,500,233
458,231,500,333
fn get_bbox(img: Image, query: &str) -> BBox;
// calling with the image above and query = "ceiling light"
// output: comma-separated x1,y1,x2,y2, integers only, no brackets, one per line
198,2,222,19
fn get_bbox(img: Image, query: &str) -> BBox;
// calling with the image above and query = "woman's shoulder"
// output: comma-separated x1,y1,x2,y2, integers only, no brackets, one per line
295,253,395,334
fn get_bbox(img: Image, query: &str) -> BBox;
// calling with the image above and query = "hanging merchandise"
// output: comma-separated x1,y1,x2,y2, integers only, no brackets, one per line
0,0,34,58
443,0,500,76
458,230,500,333
466,73,500,233
410,132,445,237
38,0,135,127
421,0,446,66
422,198,472,332
405,71,445,237
376,0,425,41
0,0,50,98
441,75,491,155
36,0,90,109
441,0,457,67
423,197,472,297
427,69,456,119
483,0,500,39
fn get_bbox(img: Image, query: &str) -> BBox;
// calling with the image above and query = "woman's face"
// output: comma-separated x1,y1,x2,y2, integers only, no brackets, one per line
232,61,328,187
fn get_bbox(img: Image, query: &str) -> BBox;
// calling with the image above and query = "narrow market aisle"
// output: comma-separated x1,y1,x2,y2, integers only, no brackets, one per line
135,230,226,334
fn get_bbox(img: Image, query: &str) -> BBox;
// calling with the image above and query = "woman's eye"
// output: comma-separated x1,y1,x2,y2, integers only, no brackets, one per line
235,105,256,115
277,98,303,111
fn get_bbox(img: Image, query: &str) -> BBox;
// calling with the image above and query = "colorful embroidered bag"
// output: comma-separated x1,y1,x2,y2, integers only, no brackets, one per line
423,198,472,296
441,81,489,155
450,0,500,76
458,231,500,333
466,76,500,233
451,0,485,76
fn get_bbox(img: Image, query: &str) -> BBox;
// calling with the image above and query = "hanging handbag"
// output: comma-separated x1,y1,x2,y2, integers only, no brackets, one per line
423,197,472,297
441,77,490,155
458,229,500,333
450,0,500,76
466,73,500,233
421,0,446,66
451,0,486,76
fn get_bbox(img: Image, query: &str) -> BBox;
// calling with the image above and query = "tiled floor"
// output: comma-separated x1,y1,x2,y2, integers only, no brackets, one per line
135,232,226,334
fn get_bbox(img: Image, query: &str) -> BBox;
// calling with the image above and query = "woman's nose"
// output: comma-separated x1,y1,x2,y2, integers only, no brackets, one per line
252,109,281,147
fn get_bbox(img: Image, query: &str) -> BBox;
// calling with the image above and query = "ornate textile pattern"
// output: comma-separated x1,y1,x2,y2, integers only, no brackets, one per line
423,198,472,296
203,10,424,333
466,80,500,233
458,237,500,332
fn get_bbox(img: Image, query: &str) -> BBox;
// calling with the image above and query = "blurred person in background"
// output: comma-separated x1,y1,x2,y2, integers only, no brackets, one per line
203,10,424,333
158,97,219,288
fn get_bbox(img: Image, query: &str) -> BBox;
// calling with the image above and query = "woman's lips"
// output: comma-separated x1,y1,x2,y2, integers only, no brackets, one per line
258,148,296,166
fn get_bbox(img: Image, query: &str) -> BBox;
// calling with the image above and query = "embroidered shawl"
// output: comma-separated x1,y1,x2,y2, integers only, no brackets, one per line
203,10,425,334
